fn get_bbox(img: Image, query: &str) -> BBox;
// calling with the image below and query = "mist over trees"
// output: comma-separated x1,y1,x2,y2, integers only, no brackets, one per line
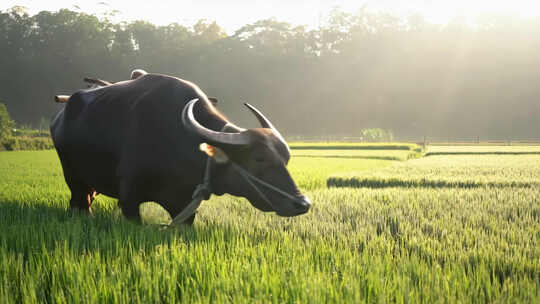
1,7,539,140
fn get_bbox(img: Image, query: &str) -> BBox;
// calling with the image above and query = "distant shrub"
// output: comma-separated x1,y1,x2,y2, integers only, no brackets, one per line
1,136,54,151
12,128,50,137
0,105,53,151
360,128,394,142
0,103,15,140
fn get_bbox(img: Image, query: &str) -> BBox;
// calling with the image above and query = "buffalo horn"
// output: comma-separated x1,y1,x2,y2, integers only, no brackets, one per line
182,99,250,146
243,103,288,147
83,77,112,86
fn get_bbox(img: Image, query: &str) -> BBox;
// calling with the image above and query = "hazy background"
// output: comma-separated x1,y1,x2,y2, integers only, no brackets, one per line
1,1,540,140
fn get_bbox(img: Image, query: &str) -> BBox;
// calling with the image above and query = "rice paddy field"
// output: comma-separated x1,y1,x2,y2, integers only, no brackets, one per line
0,144,539,303
426,145,540,155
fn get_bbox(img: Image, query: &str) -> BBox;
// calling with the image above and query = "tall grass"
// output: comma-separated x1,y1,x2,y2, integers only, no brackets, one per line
329,155,540,189
0,150,538,303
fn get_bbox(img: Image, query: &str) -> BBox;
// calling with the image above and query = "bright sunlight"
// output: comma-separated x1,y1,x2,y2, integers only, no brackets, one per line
3,0,540,32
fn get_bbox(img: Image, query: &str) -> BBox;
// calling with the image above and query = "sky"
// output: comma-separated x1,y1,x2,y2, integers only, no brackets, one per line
2,0,540,32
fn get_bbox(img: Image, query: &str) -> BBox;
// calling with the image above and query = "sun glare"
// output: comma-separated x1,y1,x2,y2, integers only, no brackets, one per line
3,0,540,31
389,0,540,24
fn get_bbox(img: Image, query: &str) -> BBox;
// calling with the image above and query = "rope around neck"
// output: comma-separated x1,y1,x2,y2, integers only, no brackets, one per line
170,123,233,226
170,123,298,226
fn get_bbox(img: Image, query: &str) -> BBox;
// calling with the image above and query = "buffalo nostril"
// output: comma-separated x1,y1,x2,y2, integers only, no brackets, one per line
295,196,311,211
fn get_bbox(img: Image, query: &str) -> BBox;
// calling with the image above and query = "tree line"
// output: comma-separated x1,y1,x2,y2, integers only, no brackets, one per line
1,7,539,139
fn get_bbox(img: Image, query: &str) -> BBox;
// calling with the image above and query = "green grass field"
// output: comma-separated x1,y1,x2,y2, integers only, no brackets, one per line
289,142,421,151
426,145,540,155
291,149,422,161
0,147,539,303
328,154,540,188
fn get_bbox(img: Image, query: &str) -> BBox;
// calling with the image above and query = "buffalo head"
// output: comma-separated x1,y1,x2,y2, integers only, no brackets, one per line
182,99,310,217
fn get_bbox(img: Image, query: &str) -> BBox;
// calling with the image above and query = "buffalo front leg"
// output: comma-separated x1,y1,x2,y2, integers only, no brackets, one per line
162,201,197,226
57,155,96,214
118,179,143,222
172,212,197,226
160,190,197,226
64,174,96,214
70,185,97,214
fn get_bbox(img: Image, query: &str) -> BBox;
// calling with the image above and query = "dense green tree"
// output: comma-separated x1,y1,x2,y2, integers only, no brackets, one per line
0,7,539,140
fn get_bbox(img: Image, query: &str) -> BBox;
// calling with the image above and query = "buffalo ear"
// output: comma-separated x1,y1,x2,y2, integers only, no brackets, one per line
208,97,218,106
199,143,229,163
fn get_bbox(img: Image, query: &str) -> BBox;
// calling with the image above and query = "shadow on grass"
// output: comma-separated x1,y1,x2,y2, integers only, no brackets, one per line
327,177,538,189
0,199,242,258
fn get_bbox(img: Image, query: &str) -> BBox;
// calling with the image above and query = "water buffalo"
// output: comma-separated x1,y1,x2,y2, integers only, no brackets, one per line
51,72,310,224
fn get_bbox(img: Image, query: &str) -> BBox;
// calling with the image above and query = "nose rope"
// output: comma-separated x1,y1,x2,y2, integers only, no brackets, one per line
230,163,300,203
232,163,277,210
